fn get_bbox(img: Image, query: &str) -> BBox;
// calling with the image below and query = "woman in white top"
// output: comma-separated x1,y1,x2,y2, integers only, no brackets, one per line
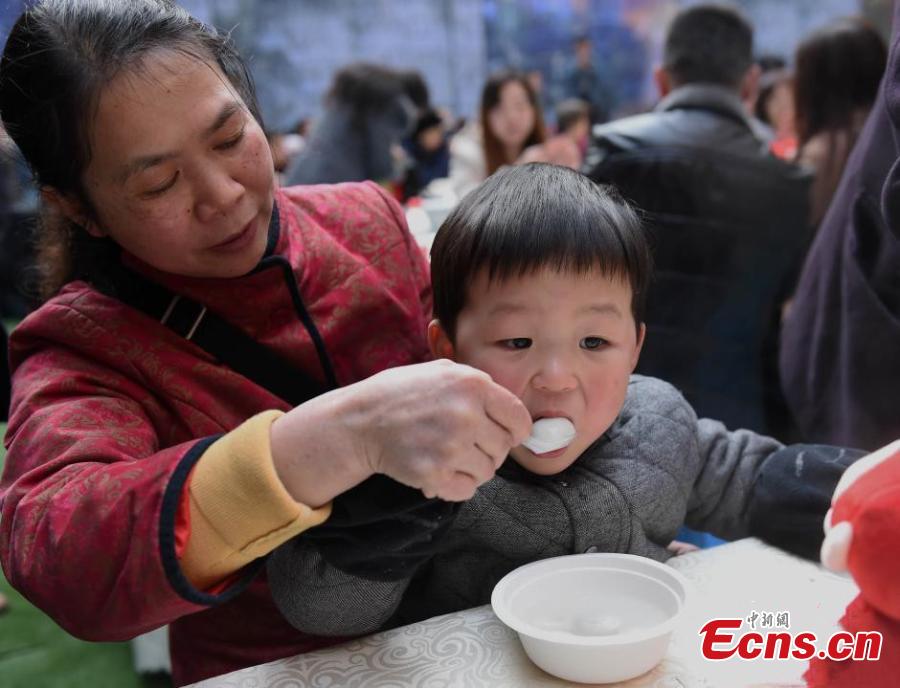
446,70,547,199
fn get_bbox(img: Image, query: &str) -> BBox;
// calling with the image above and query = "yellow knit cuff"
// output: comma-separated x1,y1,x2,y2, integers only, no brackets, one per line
180,410,331,589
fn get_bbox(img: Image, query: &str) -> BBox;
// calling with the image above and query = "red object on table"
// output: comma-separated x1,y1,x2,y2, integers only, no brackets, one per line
804,447,900,687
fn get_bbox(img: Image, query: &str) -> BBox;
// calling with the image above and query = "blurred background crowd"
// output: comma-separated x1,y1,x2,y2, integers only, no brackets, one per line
0,0,893,315
0,0,891,301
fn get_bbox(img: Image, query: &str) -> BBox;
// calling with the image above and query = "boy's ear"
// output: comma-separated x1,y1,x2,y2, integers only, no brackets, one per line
427,319,456,360
631,323,646,371
40,187,106,238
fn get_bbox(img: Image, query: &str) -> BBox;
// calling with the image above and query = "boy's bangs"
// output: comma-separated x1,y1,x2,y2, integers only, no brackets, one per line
431,163,651,338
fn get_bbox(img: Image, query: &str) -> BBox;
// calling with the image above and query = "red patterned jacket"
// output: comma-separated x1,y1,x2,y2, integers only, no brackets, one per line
0,182,432,685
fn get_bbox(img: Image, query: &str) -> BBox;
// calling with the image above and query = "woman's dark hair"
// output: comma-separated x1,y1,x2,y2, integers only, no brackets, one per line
0,0,263,300
326,62,410,120
430,163,651,341
793,17,887,148
479,70,546,176
399,69,430,112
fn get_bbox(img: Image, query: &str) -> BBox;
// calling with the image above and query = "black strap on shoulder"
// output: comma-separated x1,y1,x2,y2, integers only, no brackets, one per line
113,269,331,407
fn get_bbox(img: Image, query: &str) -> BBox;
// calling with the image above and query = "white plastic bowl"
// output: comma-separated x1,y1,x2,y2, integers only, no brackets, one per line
491,553,691,684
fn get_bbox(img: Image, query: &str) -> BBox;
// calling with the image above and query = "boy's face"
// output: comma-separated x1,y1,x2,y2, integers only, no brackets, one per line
430,267,645,475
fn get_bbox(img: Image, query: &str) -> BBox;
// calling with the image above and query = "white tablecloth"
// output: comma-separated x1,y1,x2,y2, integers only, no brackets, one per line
188,538,858,687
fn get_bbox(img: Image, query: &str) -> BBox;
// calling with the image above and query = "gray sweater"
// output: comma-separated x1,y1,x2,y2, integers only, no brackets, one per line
268,376,783,635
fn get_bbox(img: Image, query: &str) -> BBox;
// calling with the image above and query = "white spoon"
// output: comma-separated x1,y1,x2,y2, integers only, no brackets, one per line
521,417,576,454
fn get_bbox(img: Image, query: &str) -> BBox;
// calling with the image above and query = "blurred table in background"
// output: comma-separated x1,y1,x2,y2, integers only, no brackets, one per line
406,187,458,251
188,538,858,687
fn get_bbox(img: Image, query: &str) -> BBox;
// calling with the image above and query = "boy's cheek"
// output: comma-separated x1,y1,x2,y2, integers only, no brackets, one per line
467,359,530,403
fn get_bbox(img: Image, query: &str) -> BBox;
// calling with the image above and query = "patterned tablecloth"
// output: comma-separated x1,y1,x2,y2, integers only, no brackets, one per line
189,538,859,687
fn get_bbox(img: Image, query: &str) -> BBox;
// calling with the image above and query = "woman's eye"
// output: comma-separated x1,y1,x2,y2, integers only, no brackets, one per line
500,338,532,350
142,172,179,198
216,128,245,150
580,336,608,350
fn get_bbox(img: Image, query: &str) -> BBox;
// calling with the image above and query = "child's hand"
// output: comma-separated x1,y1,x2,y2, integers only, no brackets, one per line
666,539,700,556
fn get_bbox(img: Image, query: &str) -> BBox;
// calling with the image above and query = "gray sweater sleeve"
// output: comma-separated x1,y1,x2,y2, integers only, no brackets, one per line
267,537,411,637
267,472,580,635
685,417,784,539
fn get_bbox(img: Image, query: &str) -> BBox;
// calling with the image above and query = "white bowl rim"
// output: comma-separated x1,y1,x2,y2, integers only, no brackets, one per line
491,553,691,647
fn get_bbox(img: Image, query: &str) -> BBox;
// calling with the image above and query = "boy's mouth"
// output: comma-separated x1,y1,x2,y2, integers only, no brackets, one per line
530,445,569,459
531,410,571,422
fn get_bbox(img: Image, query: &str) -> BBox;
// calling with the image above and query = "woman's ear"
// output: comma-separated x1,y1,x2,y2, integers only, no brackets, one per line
427,319,456,360
40,187,105,238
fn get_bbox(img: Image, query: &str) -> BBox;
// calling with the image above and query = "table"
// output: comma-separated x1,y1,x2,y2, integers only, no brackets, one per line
188,539,858,687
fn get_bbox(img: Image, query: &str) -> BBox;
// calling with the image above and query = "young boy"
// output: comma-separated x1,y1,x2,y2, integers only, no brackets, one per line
268,163,861,636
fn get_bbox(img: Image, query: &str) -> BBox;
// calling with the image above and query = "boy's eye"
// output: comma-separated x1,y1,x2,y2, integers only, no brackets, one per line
500,338,532,350
580,336,608,350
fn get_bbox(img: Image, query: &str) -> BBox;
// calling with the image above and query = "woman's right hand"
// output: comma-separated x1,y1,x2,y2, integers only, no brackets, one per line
270,359,532,507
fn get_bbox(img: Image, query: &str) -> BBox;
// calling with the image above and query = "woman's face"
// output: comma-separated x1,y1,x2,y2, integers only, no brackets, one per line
487,81,536,154
78,50,275,278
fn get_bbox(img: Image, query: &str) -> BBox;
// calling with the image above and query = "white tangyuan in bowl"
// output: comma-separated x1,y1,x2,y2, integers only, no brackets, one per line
491,553,691,684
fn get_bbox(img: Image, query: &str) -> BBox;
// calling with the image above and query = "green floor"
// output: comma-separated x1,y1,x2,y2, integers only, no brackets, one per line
0,422,171,688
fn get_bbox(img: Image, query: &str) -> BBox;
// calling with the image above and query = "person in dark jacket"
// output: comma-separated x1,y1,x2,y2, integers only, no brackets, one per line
584,4,811,439
565,36,613,124
779,3,900,452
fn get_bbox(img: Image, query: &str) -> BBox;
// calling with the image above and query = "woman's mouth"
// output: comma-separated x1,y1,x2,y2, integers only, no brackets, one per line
210,219,256,252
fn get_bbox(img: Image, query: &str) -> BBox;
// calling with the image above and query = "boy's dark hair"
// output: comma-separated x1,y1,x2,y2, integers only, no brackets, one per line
431,163,651,341
0,0,262,300
555,98,590,134
663,4,754,89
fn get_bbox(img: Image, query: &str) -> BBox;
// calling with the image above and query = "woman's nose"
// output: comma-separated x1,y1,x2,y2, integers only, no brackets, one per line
194,167,244,223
